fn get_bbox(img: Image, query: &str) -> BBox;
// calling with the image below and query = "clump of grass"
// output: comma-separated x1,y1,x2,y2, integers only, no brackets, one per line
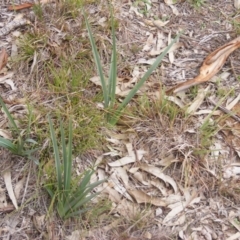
188,0,205,7
85,7,181,125
0,97,38,163
45,116,106,219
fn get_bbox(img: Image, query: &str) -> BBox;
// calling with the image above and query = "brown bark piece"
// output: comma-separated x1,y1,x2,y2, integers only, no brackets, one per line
8,2,33,11
166,36,240,94
0,48,8,71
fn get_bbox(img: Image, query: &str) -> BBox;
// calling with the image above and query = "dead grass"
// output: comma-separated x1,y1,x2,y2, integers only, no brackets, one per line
1,0,240,239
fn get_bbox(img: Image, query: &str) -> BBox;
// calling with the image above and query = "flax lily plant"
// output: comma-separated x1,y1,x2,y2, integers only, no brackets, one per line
0,97,38,163
47,116,106,219
84,11,181,124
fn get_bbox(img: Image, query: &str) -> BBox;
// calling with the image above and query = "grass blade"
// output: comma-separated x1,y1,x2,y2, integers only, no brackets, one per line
48,116,62,191
84,12,109,107
109,33,181,124
0,97,20,134
0,137,18,152
60,120,67,203
65,119,73,194
108,7,117,108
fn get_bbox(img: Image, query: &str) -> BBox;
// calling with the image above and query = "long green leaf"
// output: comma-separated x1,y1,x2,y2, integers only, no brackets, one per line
48,116,62,190
109,33,181,124
64,179,105,214
108,6,117,108
84,12,109,107
66,192,99,214
65,119,73,195
0,137,18,152
64,207,91,219
0,97,20,134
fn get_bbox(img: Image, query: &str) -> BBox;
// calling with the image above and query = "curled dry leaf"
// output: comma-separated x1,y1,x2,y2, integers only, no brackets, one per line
8,3,33,11
102,182,122,203
3,170,18,209
139,163,178,193
0,48,8,71
14,177,25,200
128,189,167,207
167,36,240,94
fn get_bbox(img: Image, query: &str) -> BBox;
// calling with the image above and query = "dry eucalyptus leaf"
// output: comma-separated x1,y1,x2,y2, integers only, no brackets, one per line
164,0,177,5
234,0,240,9
167,36,240,94
139,164,178,193
14,177,25,200
115,167,129,188
3,170,18,209
170,5,179,15
132,171,149,186
168,31,174,63
108,156,136,167
153,19,169,27
0,48,8,70
33,215,46,233
102,182,122,203
186,86,210,114
162,204,185,224
116,199,140,218
128,189,167,207
0,129,12,139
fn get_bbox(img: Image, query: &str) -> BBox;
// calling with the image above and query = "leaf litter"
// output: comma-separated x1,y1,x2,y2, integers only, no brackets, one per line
1,0,240,239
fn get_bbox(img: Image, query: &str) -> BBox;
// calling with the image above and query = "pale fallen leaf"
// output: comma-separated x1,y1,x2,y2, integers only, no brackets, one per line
170,5,179,15
226,93,240,110
163,204,185,224
0,129,12,139
226,232,240,240
138,58,156,65
164,96,185,108
33,215,46,232
108,144,145,167
108,156,136,167
143,33,155,52
102,182,122,203
223,165,240,178
164,0,177,5
14,177,25,200
150,179,168,196
186,86,210,114
234,0,240,9
128,189,167,207
115,167,129,188
132,171,149,186
158,154,178,167
109,170,133,201
168,31,174,63
150,42,183,56
0,187,7,208
115,199,140,218
0,48,8,70
139,163,178,193
153,19,169,27
5,79,16,90
66,230,82,240
3,170,18,209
